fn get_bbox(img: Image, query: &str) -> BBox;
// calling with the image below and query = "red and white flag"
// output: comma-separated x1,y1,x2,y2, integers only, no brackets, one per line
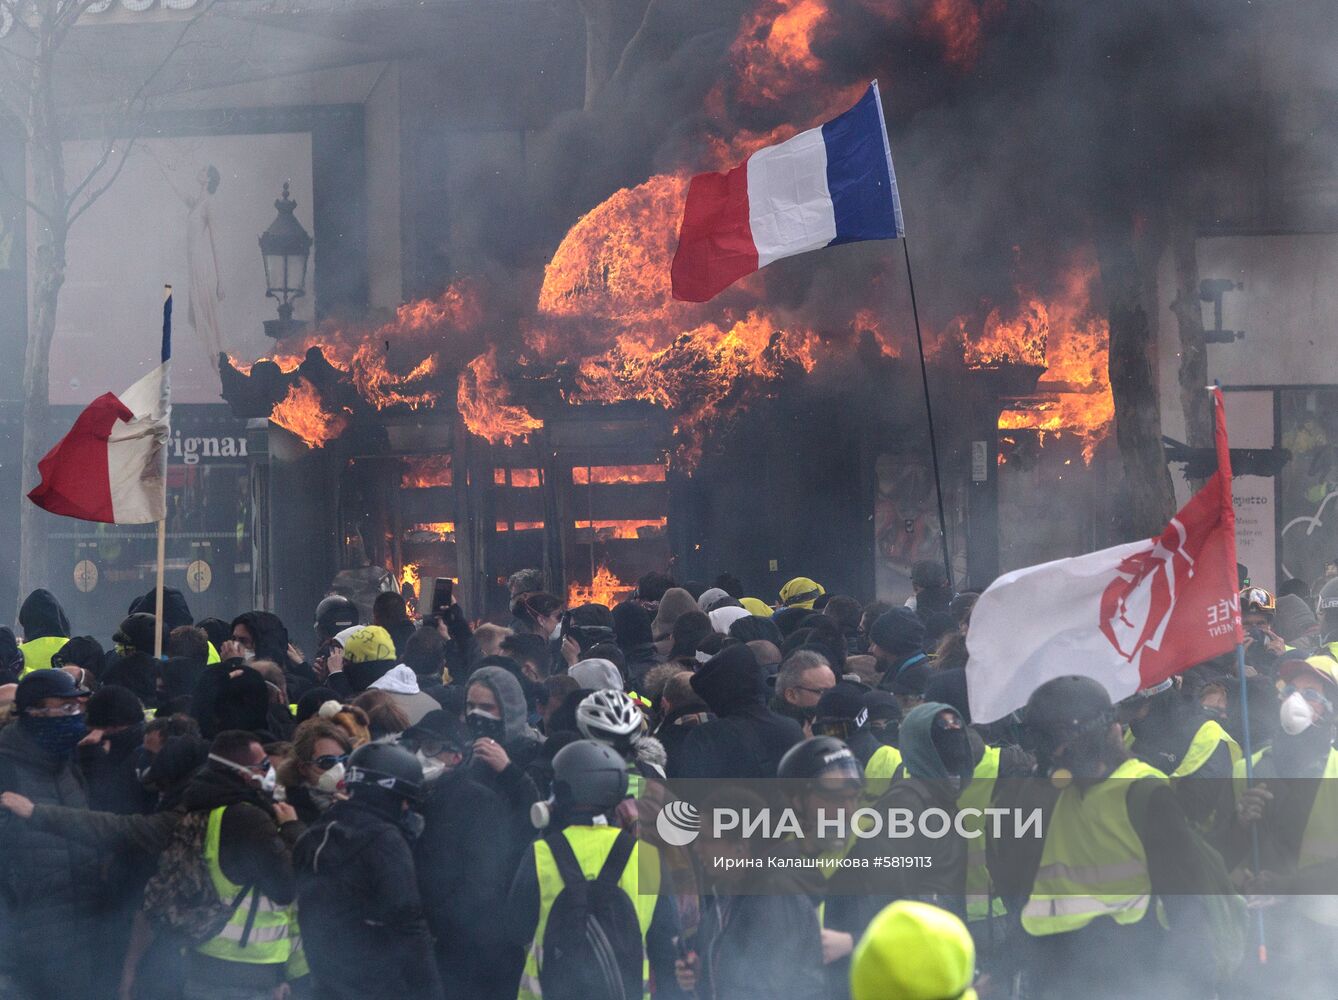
966,388,1243,723
28,292,172,524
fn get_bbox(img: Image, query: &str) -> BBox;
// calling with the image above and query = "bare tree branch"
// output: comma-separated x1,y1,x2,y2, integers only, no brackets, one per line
0,159,55,222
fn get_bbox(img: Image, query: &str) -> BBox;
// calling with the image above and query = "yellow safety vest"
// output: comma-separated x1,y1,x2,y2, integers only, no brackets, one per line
864,744,903,799
196,806,297,965
960,745,1007,922
518,826,660,1000
1021,758,1167,937
207,642,221,665
1170,720,1241,779
1234,745,1338,925
19,636,68,676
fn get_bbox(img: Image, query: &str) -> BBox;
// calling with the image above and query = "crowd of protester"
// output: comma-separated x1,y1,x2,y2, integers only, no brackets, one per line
0,558,1334,999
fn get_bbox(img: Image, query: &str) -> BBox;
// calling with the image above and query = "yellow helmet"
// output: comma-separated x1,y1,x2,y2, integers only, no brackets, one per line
1240,587,1276,615
779,577,825,609
341,625,397,664
851,901,976,1000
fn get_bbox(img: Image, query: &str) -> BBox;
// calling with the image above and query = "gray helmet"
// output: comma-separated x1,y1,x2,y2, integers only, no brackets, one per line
315,595,359,639
777,736,863,783
551,739,628,811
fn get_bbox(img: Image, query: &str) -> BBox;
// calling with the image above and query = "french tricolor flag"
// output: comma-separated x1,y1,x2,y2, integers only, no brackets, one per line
671,81,905,303
28,290,172,524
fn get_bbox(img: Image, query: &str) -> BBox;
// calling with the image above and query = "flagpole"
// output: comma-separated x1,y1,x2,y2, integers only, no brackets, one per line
1211,383,1266,964
902,238,954,591
153,285,172,661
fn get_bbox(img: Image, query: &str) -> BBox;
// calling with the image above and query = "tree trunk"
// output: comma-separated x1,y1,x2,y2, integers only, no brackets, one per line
1169,216,1212,484
1098,222,1177,539
18,36,68,606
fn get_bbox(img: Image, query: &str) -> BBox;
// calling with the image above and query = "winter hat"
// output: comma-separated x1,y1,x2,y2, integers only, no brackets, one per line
1275,593,1319,643
851,900,976,1000
697,588,731,613
868,608,926,656
779,577,825,610
816,681,872,724
653,588,700,642
570,658,623,691
670,611,714,660
730,614,783,646
771,606,810,638
86,685,145,729
709,606,751,634
740,597,774,618
342,626,397,664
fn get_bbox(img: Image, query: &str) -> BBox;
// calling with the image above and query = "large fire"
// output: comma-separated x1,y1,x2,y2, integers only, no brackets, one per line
960,254,1115,462
271,378,348,448
572,464,667,485
457,350,544,445
574,518,668,540
568,564,634,609
402,455,453,489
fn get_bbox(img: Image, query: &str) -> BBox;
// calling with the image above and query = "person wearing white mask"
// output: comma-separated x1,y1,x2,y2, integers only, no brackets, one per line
279,718,353,823
1231,654,1338,995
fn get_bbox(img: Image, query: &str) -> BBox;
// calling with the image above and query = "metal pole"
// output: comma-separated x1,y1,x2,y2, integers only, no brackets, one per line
902,238,954,591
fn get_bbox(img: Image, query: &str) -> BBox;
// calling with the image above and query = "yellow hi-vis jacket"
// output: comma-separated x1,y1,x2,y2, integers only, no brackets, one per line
19,635,68,675
518,826,660,1000
960,745,1007,922
196,806,298,966
1021,758,1167,936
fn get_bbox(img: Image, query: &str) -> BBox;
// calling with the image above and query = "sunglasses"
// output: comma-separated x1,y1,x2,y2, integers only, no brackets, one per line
313,754,348,772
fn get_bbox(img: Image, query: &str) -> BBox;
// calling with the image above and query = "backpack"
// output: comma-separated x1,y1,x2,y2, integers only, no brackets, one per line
538,828,644,1000
142,810,256,945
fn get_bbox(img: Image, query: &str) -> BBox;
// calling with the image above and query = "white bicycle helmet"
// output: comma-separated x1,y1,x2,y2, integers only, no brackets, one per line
576,689,643,743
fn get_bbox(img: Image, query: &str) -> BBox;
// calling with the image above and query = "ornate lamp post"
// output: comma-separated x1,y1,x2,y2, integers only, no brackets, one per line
259,181,312,339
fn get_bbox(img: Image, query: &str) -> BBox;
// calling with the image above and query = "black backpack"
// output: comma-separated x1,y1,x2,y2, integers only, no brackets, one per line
538,828,644,1000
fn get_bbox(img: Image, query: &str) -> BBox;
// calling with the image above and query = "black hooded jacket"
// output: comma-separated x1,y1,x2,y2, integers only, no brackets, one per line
295,798,444,1000
129,587,195,630
671,646,803,780
19,589,70,640
232,611,289,663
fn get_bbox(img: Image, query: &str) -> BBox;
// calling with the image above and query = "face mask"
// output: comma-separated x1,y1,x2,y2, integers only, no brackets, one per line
549,622,562,641
416,751,446,783
467,710,506,742
315,761,345,793
22,713,87,756
241,650,256,662
209,753,279,798
1280,692,1316,736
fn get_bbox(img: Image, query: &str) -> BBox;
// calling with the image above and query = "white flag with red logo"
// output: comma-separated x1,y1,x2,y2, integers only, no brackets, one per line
966,388,1243,723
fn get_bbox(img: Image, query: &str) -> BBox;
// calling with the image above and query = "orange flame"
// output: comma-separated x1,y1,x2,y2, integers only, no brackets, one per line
400,561,421,599
407,522,456,540
572,464,667,485
574,518,668,540
457,349,544,445
402,455,453,489
270,378,348,448
496,521,545,532
962,253,1114,463
567,564,635,608
495,468,542,487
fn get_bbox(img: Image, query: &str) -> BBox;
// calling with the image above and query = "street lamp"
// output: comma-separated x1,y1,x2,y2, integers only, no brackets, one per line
259,181,312,339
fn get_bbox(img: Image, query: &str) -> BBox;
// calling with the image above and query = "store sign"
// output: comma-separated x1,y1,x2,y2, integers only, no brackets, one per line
170,431,248,466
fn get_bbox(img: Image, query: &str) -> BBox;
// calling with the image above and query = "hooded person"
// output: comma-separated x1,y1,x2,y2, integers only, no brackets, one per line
709,605,751,635
80,685,152,816
229,610,291,664
52,635,106,678
191,664,274,740
779,577,825,611
729,612,783,646
740,597,774,618
696,587,732,613
369,664,442,726
671,644,804,780
569,657,624,692
17,588,71,675
115,613,159,657
611,601,661,689
668,611,714,667
129,586,195,631
330,625,399,696
1275,593,1321,649
652,587,699,653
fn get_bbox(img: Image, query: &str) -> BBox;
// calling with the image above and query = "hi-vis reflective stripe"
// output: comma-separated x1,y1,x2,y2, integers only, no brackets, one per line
1032,861,1148,884
1024,893,1152,921
215,922,291,944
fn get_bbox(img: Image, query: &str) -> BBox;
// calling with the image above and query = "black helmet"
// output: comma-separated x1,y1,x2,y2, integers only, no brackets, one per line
1024,675,1115,737
1318,578,1338,619
777,736,864,784
551,739,628,811
315,595,360,639
345,742,423,802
